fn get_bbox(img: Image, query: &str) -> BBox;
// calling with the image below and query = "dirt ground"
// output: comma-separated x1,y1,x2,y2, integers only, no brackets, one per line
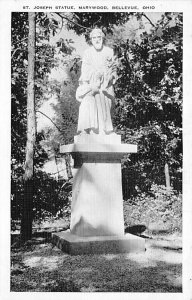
11,230,182,292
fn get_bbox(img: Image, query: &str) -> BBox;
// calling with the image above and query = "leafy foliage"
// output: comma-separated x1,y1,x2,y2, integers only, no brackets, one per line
113,12,182,194
11,12,73,224
65,12,134,38
47,57,81,145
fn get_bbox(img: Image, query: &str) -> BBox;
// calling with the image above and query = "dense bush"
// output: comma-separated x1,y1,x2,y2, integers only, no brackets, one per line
124,184,182,234
11,170,72,230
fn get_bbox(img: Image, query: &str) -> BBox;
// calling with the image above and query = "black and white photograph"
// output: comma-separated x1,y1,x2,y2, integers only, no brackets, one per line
0,0,192,298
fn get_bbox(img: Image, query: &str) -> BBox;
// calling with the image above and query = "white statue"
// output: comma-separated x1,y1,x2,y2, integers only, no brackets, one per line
76,28,117,135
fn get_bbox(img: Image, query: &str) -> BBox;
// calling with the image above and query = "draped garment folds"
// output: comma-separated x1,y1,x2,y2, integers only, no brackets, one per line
76,46,117,134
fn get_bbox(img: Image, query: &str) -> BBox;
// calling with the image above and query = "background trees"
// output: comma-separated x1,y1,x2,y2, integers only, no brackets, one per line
113,12,182,196
11,12,182,237
11,12,74,238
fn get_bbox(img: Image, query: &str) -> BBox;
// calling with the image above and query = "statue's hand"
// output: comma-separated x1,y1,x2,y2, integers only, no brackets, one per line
102,74,114,91
91,85,99,96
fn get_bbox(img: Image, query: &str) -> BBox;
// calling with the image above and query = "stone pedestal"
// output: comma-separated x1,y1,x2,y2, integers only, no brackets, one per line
52,231,145,255
52,134,145,255
70,159,124,237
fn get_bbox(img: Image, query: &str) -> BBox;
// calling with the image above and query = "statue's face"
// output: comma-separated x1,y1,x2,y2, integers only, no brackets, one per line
91,32,103,50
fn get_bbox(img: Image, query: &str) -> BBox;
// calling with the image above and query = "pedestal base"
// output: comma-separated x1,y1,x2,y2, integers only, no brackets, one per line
52,231,145,255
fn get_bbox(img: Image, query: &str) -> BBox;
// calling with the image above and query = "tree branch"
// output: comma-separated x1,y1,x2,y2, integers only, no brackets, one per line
12,37,28,46
36,110,62,132
50,168,67,175
11,47,27,58
93,15,102,27
138,93,173,103
54,12,91,30
141,13,155,27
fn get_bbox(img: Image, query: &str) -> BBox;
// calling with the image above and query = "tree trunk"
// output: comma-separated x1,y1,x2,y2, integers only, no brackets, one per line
164,162,171,190
64,154,73,180
54,155,59,180
21,12,36,242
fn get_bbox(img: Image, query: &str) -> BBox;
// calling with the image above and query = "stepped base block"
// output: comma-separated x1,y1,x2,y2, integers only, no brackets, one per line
52,231,145,255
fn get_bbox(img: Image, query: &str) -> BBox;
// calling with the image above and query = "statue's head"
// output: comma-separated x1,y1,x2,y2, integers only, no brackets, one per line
90,28,105,50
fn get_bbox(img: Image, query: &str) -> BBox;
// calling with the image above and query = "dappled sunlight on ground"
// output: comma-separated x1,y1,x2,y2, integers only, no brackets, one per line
11,233,182,292
147,248,182,264
101,254,119,260
125,252,157,267
19,242,66,257
126,247,181,265
23,255,61,270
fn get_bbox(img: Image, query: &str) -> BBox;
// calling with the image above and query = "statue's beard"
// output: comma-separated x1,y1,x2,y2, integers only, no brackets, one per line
93,42,103,50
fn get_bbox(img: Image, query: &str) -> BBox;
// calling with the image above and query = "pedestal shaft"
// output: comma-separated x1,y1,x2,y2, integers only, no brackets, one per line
70,161,124,237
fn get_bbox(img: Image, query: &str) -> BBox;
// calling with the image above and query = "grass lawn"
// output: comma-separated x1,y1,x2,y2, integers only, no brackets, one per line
11,226,182,292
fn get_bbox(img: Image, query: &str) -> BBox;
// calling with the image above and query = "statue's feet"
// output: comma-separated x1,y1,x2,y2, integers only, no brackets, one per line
89,129,95,135
109,131,117,135
79,130,88,135
98,130,106,135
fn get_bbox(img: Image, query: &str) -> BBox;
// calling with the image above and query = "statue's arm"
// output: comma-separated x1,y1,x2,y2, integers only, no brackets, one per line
76,49,102,101
76,83,92,102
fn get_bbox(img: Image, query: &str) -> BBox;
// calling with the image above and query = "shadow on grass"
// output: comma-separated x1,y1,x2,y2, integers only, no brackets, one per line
11,273,81,292
11,253,182,292
11,230,182,293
